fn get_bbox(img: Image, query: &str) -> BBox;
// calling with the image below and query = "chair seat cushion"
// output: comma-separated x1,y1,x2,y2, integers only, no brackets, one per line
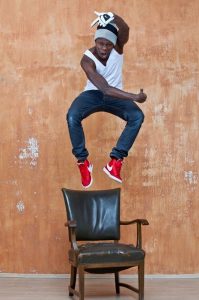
69,242,145,265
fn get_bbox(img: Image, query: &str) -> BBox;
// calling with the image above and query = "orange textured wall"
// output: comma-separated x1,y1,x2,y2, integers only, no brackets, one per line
0,0,198,274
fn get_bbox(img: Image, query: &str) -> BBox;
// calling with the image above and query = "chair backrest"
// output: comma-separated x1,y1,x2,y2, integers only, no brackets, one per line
62,188,121,241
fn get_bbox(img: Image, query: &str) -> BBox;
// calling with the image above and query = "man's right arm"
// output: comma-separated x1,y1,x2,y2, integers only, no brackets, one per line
81,55,147,103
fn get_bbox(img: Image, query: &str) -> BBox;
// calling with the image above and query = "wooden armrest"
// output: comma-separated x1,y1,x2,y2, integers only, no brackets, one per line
120,219,149,249
120,219,149,226
65,220,77,228
64,220,78,251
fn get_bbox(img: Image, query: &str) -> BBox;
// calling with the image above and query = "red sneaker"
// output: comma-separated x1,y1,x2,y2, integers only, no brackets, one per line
103,158,123,183
77,160,93,188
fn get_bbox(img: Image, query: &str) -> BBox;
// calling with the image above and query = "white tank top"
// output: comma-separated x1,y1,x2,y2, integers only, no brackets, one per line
84,48,123,91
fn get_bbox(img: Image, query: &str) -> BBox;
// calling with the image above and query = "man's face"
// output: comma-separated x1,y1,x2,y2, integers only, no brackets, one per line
95,38,114,60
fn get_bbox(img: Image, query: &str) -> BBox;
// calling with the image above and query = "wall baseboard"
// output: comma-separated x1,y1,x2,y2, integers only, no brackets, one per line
0,273,199,279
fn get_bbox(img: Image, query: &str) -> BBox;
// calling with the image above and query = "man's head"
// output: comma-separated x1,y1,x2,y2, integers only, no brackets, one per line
95,23,118,46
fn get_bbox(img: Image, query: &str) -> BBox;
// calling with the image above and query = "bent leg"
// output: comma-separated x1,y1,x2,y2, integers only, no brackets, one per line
66,90,104,160
104,97,144,159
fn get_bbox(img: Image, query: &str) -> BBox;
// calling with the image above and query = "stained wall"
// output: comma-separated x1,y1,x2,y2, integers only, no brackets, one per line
0,0,198,274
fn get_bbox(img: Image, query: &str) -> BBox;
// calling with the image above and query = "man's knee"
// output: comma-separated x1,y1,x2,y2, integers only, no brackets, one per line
138,110,145,123
129,109,144,125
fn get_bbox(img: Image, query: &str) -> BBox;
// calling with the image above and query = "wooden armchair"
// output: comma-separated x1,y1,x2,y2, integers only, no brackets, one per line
62,188,149,300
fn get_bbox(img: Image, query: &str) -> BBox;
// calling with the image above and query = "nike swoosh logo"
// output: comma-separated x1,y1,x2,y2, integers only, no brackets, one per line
88,164,93,173
106,164,113,172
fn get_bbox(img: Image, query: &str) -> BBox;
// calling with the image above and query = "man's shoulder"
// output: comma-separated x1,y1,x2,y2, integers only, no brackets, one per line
82,48,96,63
87,47,95,54
81,50,96,70
81,47,95,61
114,44,124,55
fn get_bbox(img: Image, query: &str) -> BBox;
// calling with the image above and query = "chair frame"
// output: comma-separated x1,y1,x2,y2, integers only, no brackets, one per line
65,218,149,300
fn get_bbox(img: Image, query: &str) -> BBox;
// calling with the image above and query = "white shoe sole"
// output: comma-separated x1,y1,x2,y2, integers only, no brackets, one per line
103,167,122,183
83,177,93,189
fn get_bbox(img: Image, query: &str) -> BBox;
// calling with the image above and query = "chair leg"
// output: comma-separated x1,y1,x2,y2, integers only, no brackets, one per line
69,265,77,296
79,266,85,300
138,261,145,300
114,272,120,294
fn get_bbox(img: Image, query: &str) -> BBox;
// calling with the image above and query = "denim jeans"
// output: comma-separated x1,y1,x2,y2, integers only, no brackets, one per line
67,90,144,161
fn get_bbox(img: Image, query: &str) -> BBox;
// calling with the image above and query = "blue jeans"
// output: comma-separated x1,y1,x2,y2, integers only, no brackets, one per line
67,90,144,161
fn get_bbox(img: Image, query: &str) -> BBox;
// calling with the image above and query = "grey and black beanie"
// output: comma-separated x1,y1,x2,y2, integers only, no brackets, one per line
94,23,118,46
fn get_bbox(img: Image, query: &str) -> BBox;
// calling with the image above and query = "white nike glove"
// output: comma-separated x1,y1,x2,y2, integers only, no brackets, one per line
90,11,114,27
100,12,114,26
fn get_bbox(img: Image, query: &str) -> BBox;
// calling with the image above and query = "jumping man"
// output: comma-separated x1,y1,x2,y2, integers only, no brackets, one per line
67,12,147,188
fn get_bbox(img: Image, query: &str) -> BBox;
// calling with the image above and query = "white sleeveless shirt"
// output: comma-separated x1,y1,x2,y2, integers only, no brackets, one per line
84,48,123,91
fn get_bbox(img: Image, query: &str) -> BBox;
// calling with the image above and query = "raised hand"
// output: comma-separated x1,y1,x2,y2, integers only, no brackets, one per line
136,89,147,103
91,11,114,27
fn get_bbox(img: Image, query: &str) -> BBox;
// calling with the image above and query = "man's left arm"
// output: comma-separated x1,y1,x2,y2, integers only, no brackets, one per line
114,14,130,54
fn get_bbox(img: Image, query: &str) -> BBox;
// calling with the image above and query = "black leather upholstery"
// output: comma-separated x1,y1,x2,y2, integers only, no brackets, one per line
62,188,120,241
69,242,145,264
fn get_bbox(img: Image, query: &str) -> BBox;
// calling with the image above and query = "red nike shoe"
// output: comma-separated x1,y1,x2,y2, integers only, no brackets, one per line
103,158,123,183
77,159,93,188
